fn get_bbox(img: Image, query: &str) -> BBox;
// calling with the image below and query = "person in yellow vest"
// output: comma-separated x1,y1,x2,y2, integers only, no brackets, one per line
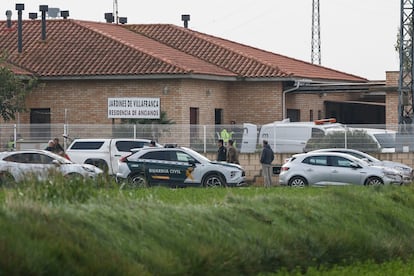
220,128,231,145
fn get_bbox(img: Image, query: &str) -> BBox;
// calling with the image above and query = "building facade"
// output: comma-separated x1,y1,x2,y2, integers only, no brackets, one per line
1,18,388,129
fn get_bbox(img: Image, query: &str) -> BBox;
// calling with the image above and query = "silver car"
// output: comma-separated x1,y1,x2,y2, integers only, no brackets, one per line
0,150,103,184
279,152,403,187
309,148,413,184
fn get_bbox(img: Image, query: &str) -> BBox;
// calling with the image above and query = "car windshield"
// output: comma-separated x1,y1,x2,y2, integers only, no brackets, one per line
373,133,396,148
182,147,211,163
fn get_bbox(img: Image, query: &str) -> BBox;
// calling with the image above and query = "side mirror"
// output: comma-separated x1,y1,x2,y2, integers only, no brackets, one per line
188,160,196,167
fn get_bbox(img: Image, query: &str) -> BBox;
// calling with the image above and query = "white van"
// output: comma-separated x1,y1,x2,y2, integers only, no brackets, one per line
259,119,345,153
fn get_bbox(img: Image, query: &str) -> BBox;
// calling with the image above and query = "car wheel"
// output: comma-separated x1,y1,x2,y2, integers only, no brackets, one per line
202,173,226,187
0,171,15,187
125,174,149,188
365,176,383,186
65,173,83,181
288,176,308,187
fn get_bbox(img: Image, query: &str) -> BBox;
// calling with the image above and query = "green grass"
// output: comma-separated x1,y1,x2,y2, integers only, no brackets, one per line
1,180,414,275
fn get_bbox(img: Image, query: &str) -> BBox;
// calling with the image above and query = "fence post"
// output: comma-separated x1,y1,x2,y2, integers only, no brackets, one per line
13,124,17,150
63,124,67,150
344,125,348,148
134,124,137,139
203,125,206,153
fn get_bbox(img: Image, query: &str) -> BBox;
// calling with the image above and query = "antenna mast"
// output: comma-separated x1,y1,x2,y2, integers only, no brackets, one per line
398,0,414,130
311,0,321,65
113,0,119,24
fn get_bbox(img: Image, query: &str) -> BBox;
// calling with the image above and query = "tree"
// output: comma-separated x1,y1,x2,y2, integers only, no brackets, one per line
0,58,37,121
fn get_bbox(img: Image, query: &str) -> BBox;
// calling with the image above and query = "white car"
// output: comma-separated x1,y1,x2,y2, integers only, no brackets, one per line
279,152,403,187
65,138,162,175
116,146,246,188
0,150,103,184
309,148,413,184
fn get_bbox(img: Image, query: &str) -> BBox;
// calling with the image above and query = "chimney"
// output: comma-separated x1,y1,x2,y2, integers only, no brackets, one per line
15,3,24,53
29,13,38,20
39,5,48,41
119,17,127,24
181,14,190,28
60,10,69,19
5,10,12,28
104,13,114,23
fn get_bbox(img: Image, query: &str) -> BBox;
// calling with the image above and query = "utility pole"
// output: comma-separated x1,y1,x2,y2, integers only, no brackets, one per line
311,0,321,65
113,0,119,24
398,0,414,130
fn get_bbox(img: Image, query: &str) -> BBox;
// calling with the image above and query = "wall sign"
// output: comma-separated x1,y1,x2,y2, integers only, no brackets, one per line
108,97,160,119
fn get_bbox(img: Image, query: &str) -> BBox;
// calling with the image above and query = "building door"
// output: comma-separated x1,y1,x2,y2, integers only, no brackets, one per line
190,107,199,146
30,108,51,141
214,109,223,140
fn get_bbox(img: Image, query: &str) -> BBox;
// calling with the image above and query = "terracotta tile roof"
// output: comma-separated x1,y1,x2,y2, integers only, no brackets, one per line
126,24,366,82
0,19,366,82
0,19,233,78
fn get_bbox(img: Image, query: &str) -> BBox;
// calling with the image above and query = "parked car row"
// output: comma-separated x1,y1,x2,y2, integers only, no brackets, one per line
278,148,413,187
2,138,412,189
0,139,247,188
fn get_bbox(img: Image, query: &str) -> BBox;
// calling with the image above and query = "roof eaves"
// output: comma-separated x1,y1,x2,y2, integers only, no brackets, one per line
38,73,240,81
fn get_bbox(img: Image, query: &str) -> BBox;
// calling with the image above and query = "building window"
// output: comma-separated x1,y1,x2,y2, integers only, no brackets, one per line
318,110,322,120
215,109,223,125
287,109,300,122
310,110,314,121
30,108,51,140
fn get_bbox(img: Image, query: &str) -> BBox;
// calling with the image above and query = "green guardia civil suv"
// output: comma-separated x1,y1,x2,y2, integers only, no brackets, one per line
116,146,246,188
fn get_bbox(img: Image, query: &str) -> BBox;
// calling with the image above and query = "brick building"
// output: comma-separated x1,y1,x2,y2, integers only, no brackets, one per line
1,18,393,127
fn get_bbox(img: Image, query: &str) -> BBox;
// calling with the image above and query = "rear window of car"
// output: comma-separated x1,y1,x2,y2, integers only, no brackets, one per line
70,141,104,150
116,141,148,152
141,151,171,161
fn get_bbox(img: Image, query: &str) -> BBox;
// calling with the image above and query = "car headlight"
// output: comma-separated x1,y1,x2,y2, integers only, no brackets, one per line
395,166,411,174
230,170,242,178
382,168,401,177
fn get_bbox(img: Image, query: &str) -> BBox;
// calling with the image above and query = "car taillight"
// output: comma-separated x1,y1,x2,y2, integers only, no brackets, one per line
64,153,71,161
119,154,131,162
281,167,290,171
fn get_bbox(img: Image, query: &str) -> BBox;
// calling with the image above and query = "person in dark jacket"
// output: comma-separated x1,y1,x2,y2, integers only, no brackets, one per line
260,140,274,187
216,139,227,161
226,139,239,164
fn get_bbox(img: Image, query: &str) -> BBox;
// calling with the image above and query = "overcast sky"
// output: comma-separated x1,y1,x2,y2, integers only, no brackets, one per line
2,0,401,80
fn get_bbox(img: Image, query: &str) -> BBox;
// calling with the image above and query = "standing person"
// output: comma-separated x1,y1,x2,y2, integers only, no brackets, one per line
226,139,239,164
216,139,227,161
53,137,65,156
220,128,231,146
45,140,55,152
260,140,274,187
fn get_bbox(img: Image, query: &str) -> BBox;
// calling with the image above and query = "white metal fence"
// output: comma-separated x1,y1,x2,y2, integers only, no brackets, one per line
1,123,413,153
